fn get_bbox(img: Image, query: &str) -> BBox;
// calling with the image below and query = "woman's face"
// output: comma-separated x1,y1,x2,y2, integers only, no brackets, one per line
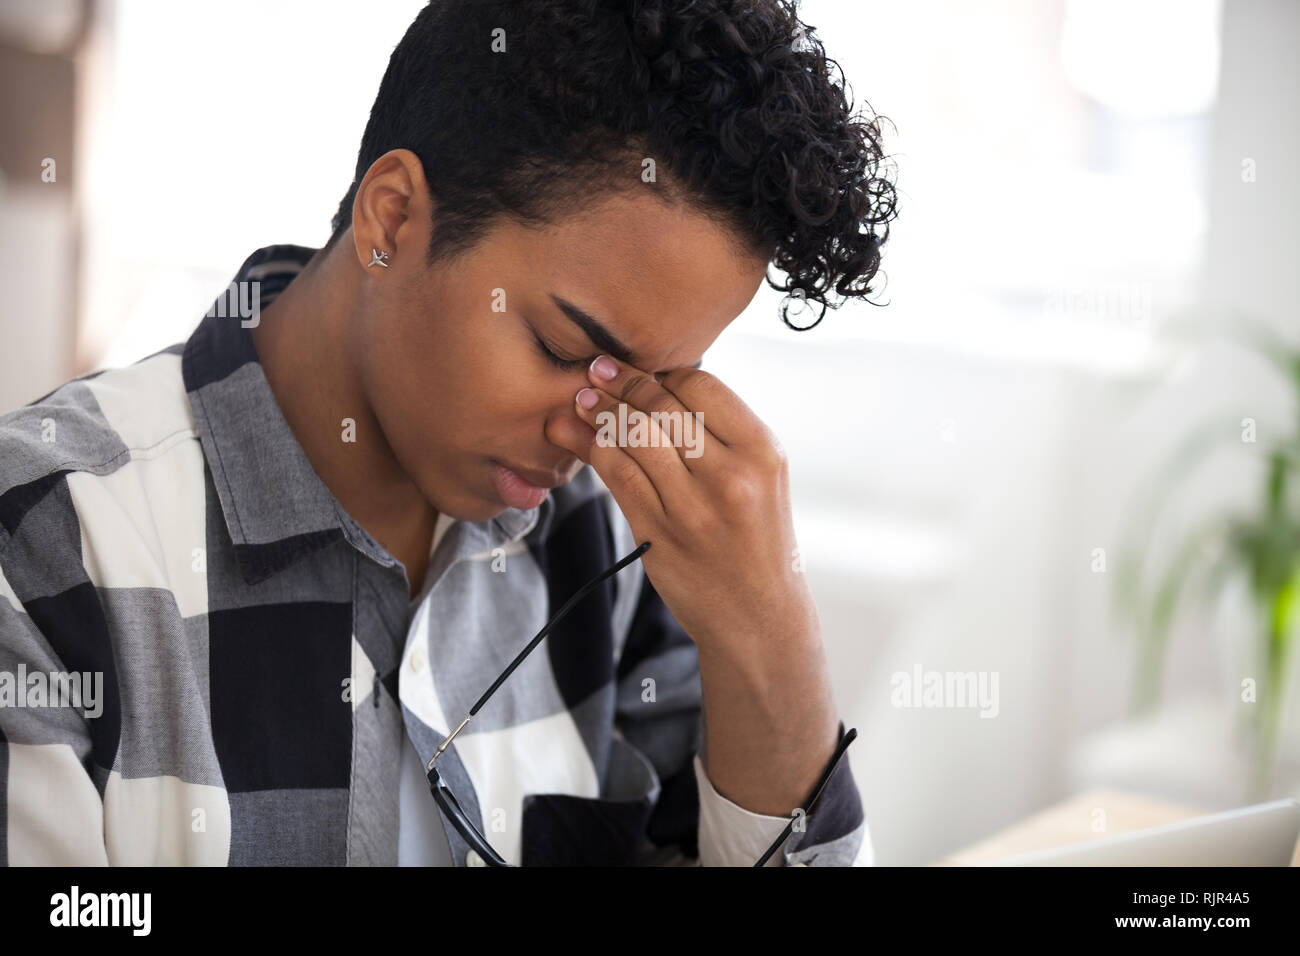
354,178,771,523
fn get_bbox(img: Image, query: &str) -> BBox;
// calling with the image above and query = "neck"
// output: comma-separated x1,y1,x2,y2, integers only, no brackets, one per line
249,242,436,586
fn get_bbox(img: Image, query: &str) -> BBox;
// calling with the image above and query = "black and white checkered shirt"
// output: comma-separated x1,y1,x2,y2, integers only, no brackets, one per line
0,244,870,866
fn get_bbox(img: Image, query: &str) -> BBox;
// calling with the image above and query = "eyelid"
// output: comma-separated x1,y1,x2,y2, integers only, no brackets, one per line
541,335,583,363
530,326,588,368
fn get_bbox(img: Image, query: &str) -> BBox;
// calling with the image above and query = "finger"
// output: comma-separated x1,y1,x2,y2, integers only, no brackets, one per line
652,364,768,452
586,354,721,462
575,397,668,523
574,385,691,503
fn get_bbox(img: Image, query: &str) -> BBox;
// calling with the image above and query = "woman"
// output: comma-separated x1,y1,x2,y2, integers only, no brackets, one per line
0,0,894,866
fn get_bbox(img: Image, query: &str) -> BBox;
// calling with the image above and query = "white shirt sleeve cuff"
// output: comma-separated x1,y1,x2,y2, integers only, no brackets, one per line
693,752,794,867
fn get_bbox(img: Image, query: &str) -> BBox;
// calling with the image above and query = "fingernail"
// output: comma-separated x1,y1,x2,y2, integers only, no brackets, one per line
576,387,600,410
590,355,618,381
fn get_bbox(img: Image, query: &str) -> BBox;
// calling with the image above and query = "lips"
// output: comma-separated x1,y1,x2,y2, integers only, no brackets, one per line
497,463,560,489
489,459,578,511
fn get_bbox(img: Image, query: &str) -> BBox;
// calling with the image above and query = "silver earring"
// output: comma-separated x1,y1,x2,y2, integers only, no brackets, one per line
367,248,390,268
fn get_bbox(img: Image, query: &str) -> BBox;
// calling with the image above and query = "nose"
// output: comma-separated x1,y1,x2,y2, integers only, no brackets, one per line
542,405,595,474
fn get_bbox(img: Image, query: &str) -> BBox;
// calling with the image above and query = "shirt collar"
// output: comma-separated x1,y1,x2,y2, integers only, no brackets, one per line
182,243,544,585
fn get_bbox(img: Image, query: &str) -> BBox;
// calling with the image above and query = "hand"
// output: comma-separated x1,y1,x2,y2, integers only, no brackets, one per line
549,354,820,669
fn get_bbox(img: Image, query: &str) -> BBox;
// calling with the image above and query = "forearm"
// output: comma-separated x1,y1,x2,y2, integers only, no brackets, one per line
696,627,841,818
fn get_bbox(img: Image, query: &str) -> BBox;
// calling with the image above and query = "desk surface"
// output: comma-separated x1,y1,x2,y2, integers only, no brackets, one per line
936,787,1300,866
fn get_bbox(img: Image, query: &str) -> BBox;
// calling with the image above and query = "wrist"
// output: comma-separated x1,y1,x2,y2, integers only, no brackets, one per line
697,622,827,710
696,599,821,677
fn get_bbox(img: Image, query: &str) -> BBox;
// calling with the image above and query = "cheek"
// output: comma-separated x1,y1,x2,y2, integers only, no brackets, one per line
357,310,464,444
490,373,570,428
365,296,571,442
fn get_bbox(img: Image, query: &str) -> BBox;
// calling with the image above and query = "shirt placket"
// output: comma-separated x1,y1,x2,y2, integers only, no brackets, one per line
395,510,544,866
396,519,494,866
336,509,416,865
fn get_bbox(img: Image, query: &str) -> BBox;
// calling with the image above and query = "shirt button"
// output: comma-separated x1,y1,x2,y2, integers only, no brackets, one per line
466,850,485,867
409,646,426,672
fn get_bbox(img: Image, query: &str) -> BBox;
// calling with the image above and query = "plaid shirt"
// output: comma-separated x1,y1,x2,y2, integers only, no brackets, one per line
0,244,871,866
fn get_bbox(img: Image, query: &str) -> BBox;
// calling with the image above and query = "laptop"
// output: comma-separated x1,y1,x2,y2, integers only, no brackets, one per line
992,797,1300,866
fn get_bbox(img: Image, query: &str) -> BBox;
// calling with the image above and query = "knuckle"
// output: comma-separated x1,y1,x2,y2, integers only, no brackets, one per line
682,367,719,397
611,456,641,488
643,394,679,419
701,368,723,389
760,427,787,468
720,474,762,510
769,445,789,474
622,371,657,405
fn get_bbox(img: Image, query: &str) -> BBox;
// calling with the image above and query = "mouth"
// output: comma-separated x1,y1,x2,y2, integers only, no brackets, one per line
488,458,579,510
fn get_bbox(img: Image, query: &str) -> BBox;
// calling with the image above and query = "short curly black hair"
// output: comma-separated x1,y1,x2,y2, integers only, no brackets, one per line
327,0,897,330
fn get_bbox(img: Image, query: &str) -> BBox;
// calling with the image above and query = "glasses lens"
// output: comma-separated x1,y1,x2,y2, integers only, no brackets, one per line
427,765,510,866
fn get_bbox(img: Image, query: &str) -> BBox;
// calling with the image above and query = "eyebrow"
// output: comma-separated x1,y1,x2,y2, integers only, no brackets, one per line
548,293,703,372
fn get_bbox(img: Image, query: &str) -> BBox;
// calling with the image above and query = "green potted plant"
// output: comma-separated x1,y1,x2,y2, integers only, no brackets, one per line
1116,315,1300,800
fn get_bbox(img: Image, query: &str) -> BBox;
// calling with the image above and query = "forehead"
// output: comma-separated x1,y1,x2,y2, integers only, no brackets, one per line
499,191,768,369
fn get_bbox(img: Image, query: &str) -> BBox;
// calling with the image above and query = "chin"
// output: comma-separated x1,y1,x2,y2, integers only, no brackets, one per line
413,470,501,524
433,492,507,524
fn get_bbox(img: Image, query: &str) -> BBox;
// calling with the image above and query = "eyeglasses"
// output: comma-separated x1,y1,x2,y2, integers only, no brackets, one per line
426,539,859,866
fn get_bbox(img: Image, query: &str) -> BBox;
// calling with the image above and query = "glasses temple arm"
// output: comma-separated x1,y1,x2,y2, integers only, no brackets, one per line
753,725,859,867
427,540,652,772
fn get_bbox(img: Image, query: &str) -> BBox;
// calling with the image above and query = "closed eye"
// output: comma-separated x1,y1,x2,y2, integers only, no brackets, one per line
531,330,589,371
529,320,704,374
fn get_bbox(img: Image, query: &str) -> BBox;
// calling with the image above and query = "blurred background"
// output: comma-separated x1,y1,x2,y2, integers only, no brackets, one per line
1,0,1297,864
